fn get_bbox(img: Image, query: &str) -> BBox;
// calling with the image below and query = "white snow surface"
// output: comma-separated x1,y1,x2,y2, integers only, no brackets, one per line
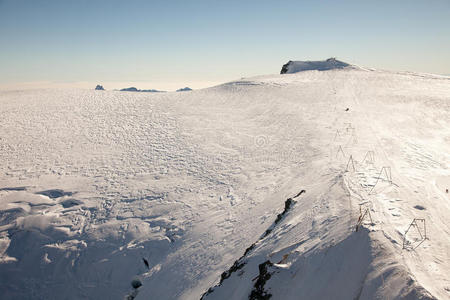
0,68,449,300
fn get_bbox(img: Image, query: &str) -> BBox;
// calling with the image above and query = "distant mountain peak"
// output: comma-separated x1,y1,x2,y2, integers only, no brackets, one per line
120,87,139,92
280,58,351,74
120,87,165,93
95,85,105,90
176,87,192,92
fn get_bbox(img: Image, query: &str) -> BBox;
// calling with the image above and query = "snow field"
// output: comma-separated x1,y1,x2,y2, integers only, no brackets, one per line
0,68,449,299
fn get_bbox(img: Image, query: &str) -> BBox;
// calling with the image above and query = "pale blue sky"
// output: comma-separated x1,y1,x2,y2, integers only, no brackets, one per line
0,0,449,90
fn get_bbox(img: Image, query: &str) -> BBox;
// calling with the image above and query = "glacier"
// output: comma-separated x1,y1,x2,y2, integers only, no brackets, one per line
0,65,449,299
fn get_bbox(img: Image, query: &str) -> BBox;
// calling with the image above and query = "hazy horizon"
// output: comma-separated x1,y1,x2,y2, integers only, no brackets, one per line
1,0,449,90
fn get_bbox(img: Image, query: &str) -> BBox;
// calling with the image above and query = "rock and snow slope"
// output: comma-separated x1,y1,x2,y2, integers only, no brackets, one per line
0,66,449,299
280,58,351,74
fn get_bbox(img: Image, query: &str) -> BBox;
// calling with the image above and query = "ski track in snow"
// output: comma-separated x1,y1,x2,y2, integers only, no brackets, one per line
0,68,449,299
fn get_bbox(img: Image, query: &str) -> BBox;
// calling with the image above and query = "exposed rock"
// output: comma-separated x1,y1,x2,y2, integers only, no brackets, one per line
249,260,273,300
176,87,192,92
120,87,139,92
280,58,351,74
120,87,165,93
95,85,104,90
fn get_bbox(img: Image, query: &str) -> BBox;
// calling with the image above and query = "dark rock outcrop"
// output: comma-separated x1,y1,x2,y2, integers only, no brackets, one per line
176,87,192,92
95,85,104,90
120,87,139,92
120,87,165,93
249,261,274,300
280,58,351,74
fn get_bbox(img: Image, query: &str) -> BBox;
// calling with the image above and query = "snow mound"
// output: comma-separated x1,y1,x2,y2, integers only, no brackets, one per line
280,58,352,74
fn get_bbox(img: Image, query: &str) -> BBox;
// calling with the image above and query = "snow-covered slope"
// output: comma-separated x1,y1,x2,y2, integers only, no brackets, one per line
0,67,449,300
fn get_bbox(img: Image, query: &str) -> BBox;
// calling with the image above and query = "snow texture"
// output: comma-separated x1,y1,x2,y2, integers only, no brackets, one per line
0,66,449,300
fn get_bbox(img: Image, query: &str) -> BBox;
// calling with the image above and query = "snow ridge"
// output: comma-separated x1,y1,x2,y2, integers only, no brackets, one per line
201,191,304,299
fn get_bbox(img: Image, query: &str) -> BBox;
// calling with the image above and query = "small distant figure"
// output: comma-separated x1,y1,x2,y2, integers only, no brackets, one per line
345,108,349,111
142,258,149,269
446,188,448,194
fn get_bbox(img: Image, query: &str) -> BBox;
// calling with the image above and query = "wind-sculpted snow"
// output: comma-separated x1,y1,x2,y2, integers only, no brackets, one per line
0,68,449,299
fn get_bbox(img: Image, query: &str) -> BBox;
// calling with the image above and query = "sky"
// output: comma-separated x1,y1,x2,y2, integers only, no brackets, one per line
0,0,449,90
